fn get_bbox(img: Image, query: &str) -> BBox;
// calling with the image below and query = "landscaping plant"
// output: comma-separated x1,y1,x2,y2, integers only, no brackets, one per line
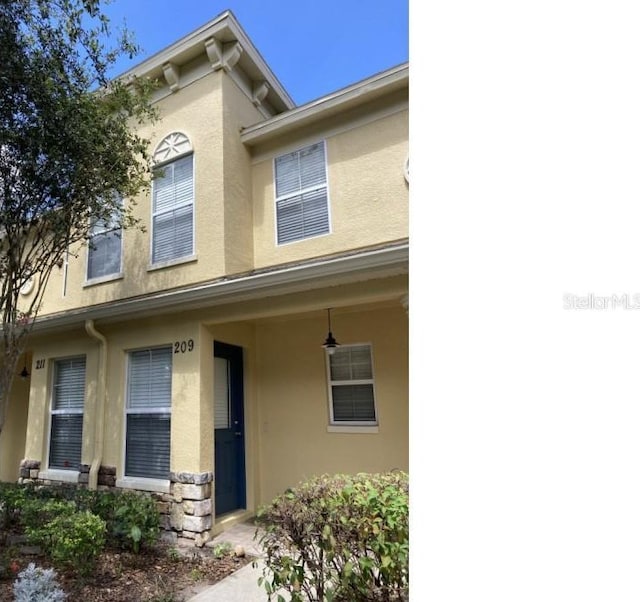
256,471,409,601
13,563,66,601
26,510,106,576
110,490,161,552
0,483,161,554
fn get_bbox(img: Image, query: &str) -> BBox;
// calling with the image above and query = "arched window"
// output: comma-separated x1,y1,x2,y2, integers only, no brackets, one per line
151,133,194,264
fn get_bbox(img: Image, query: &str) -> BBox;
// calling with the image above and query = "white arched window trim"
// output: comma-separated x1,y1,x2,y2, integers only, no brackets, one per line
153,132,193,164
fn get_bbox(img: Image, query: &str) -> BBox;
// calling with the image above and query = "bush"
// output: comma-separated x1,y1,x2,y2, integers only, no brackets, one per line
108,490,160,552
256,471,409,602
0,482,27,529
20,498,76,531
1,483,160,554
13,563,66,601
1,483,77,531
26,510,106,576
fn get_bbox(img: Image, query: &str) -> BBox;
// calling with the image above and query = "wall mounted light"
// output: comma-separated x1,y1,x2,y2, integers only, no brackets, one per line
19,364,30,379
322,308,340,355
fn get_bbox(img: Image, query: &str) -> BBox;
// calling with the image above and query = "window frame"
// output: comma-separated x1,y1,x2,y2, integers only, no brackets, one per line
325,343,378,427
85,199,124,284
273,140,331,246
47,355,86,472
123,345,172,482
150,148,195,267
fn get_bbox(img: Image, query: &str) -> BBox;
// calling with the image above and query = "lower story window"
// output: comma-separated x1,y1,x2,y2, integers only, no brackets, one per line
49,356,86,470
125,347,172,479
327,344,377,425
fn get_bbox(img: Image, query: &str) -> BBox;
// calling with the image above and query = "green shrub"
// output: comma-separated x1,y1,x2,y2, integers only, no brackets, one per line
1,483,160,554
256,471,409,602
0,482,28,529
1,483,78,531
27,510,106,576
108,490,160,553
20,498,76,532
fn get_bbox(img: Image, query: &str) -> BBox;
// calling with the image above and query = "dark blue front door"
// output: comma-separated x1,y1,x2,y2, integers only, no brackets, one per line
213,341,246,516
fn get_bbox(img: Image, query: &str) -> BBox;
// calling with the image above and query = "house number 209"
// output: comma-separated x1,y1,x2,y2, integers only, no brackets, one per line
174,339,194,354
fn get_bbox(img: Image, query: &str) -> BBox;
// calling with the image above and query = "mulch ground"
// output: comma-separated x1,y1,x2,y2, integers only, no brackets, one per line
0,541,252,601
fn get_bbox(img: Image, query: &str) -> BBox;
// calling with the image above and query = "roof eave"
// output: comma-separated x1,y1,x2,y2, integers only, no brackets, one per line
29,242,409,334
116,10,295,113
240,63,409,146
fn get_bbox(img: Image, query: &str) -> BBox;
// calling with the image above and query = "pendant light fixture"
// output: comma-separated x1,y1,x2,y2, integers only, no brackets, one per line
322,308,340,354
19,363,30,379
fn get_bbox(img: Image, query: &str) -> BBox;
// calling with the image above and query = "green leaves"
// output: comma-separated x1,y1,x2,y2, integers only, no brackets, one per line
0,0,157,438
26,509,106,576
110,490,160,553
256,472,409,601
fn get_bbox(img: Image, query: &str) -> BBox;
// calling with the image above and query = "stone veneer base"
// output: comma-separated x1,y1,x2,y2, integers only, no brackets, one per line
17,460,214,547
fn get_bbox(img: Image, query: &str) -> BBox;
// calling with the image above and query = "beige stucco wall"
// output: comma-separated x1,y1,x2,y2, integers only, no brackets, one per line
24,318,207,479
37,70,230,318
18,283,408,508
99,317,204,476
31,74,408,320
251,107,409,270
24,329,98,468
254,304,409,504
220,76,263,275
0,355,30,481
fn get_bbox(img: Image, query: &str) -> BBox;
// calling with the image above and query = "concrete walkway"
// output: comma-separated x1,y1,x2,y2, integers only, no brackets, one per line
187,521,282,602
188,560,271,602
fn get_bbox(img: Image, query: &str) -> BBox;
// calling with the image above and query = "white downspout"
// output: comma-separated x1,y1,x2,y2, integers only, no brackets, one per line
61,248,69,297
85,319,107,490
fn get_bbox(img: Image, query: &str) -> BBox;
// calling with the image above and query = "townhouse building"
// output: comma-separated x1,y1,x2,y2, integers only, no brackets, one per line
0,10,409,545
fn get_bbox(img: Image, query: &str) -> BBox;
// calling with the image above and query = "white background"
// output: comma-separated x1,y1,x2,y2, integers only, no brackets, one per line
413,1,640,599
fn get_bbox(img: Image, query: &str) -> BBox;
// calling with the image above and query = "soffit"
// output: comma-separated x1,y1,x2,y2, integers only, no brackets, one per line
116,10,294,114
240,63,409,146
29,241,409,335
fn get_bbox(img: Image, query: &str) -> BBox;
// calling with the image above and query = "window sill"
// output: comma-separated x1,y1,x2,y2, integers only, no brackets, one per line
38,469,80,483
327,425,379,434
83,273,124,288
276,231,331,247
147,254,197,272
116,477,171,494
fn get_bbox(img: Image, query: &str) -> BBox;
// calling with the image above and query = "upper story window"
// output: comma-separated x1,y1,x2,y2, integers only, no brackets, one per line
326,344,377,426
274,141,330,245
125,346,172,480
151,132,194,265
87,198,123,281
49,356,86,470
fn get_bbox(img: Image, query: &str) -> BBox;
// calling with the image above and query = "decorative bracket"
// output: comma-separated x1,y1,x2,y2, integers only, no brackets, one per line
162,62,181,92
252,80,270,106
205,37,243,72
204,37,222,68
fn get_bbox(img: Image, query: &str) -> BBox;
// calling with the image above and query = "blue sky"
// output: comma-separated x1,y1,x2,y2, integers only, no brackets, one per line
102,0,409,106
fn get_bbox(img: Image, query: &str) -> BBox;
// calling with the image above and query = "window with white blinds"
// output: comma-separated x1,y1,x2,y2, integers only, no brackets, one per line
152,154,194,264
49,356,86,470
125,347,172,479
327,344,377,425
87,202,122,280
274,142,330,244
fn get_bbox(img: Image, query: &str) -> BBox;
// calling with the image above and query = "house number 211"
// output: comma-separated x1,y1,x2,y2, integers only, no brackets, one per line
174,339,194,354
